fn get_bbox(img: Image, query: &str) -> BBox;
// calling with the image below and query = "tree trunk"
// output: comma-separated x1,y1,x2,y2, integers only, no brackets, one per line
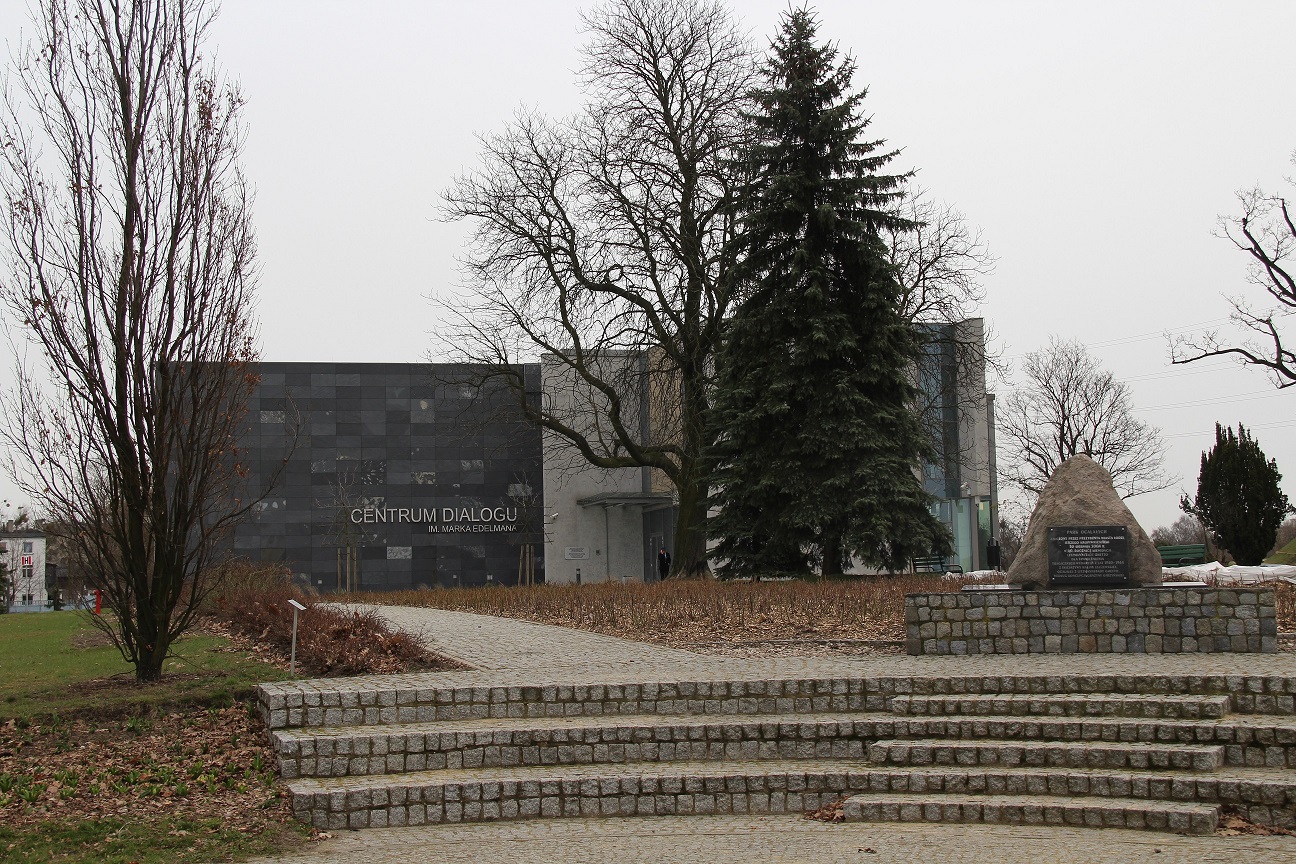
134,614,167,682
821,531,844,578
673,471,710,578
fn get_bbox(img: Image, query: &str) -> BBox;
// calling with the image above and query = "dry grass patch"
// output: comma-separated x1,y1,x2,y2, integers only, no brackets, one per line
355,578,1296,653
350,575,969,647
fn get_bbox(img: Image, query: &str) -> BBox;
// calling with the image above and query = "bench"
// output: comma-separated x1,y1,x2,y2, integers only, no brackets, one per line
1157,544,1207,567
912,555,964,575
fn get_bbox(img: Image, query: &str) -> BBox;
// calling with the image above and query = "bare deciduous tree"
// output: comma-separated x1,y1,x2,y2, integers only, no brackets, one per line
888,186,996,329
439,0,752,577
1171,151,1296,387
1150,514,1207,548
998,337,1174,499
1271,517,1296,558
0,0,268,681
885,185,1001,484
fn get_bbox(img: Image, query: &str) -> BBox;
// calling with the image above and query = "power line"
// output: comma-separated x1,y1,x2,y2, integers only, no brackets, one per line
1162,419,1296,440
1002,317,1234,361
1135,389,1288,412
1085,317,1234,349
1121,362,1238,383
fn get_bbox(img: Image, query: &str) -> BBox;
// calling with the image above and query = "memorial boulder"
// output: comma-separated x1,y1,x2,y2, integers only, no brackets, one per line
1006,455,1162,589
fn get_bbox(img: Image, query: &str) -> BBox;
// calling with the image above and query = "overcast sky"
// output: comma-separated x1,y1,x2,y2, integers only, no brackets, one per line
1,0,1294,534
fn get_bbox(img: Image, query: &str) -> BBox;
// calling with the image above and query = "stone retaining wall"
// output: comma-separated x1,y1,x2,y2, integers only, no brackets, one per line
905,588,1277,656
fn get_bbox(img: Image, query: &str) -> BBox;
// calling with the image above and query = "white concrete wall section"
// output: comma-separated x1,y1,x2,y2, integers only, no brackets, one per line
543,469,647,584
540,353,649,585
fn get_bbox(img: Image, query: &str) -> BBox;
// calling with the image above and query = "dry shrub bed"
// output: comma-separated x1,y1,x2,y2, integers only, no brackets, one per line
354,575,969,647
0,705,300,852
1276,583,1296,633
207,565,461,676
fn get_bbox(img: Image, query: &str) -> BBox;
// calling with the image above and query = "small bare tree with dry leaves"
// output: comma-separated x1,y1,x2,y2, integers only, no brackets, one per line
0,0,270,681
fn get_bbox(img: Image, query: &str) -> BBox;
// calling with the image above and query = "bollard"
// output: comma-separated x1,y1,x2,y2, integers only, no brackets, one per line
288,598,306,677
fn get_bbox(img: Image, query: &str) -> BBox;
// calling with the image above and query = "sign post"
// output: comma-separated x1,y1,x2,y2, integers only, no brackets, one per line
288,598,307,678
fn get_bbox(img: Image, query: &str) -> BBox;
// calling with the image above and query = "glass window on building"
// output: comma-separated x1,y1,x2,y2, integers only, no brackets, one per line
21,542,32,554
977,499,993,570
930,498,979,572
953,498,973,573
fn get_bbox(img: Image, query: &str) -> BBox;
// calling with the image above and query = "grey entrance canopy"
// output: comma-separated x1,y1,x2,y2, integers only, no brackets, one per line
575,492,675,512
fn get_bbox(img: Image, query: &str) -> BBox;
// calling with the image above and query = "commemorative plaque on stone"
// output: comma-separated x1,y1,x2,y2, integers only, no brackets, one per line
1047,525,1130,587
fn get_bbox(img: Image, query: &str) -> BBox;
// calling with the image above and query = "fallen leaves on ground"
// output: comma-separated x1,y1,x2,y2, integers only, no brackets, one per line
0,704,289,835
804,796,847,823
1216,807,1296,836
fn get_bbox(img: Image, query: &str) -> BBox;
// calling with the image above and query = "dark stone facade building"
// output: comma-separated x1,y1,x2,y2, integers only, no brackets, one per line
232,363,543,591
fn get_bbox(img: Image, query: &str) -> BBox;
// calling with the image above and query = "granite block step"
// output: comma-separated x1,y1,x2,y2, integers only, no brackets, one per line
286,758,864,830
889,693,1231,720
258,677,873,730
273,712,877,778
841,764,1296,820
839,792,1220,835
271,708,1296,785
255,673,1296,730
273,709,1296,779
286,758,1295,832
869,714,1296,768
867,739,1226,771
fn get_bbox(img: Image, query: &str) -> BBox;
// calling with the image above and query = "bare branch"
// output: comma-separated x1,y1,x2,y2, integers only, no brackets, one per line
1171,151,1296,387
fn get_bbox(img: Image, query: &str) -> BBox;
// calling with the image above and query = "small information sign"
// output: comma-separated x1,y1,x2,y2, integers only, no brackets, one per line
564,547,590,560
1047,525,1129,587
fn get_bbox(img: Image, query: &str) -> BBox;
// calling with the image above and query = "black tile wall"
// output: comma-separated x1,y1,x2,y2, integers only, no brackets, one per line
231,363,544,592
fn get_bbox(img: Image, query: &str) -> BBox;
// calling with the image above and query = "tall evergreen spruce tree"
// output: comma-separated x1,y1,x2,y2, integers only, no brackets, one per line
708,9,950,577
1182,424,1291,565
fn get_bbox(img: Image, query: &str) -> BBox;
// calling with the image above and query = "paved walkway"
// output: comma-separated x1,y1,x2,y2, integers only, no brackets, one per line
346,604,703,671
254,814,1296,863
252,605,1296,863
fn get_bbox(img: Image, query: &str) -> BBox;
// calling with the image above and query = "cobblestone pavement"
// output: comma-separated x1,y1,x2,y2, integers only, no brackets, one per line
251,814,1296,863
343,604,1296,685
347,604,703,671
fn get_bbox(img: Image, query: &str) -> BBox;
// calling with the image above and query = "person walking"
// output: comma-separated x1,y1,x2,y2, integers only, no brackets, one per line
657,547,672,580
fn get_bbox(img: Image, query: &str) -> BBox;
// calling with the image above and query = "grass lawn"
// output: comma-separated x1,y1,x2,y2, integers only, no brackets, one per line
0,611,290,721
0,816,302,864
